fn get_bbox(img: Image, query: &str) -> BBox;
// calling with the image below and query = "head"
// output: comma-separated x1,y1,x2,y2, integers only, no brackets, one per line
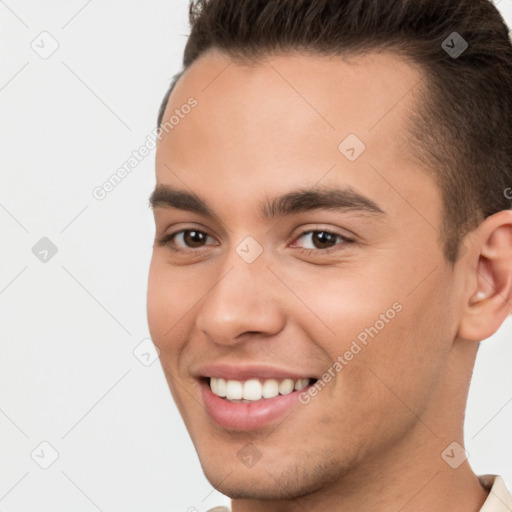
147,0,512,503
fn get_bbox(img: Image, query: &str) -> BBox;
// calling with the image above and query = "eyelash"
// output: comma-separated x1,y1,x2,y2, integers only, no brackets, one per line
156,228,354,256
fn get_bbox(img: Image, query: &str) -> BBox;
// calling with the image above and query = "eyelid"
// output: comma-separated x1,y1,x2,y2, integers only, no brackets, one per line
156,226,218,250
289,228,354,254
289,223,356,243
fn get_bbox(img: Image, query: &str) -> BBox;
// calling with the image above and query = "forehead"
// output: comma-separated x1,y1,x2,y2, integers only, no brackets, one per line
155,48,440,231
161,48,424,137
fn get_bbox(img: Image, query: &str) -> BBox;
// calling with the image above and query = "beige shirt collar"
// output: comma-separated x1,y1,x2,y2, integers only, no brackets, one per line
478,475,512,512
207,474,512,512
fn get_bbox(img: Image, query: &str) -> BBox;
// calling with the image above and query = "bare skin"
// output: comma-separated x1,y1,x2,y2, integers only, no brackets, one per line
147,48,512,511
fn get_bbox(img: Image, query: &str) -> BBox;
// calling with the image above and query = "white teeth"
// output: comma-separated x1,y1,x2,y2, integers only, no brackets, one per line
216,377,227,397
243,379,262,401
278,379,295,395
209,377,312,402
294,378,310,391
210,377,218,395
225,380,243,400
262,379,279,399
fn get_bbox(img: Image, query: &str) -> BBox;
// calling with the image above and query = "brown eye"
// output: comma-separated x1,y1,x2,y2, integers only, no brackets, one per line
158,229,217,250
181,230,208,248
311,231,338,249
295,230,347,250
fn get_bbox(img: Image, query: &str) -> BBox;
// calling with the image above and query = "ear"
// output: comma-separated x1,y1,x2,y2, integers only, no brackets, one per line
457,209,512,342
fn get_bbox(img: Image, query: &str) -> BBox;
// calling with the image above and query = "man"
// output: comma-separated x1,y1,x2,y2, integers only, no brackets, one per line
147,0,512,510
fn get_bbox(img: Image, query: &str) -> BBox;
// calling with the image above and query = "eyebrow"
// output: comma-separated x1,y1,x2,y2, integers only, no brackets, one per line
148,184,385,220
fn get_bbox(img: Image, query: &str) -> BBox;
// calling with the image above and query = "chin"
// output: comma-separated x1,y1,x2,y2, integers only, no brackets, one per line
198,452,345,501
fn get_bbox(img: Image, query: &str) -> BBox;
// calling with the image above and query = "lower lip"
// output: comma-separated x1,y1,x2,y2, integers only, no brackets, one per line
200,379,311,431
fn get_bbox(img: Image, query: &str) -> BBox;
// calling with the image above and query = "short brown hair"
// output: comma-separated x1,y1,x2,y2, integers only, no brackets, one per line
158,0,512,263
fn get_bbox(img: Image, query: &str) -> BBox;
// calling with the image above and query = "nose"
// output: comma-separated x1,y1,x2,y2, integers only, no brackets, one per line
195,253,285,346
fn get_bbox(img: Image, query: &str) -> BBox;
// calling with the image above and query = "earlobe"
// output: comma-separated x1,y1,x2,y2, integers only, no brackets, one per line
457,210,512,342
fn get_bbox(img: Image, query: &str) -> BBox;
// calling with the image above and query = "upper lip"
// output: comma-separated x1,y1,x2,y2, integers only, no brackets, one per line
195,363,317,381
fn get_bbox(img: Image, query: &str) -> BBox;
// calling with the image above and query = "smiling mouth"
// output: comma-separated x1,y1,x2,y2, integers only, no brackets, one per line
205,376,318,403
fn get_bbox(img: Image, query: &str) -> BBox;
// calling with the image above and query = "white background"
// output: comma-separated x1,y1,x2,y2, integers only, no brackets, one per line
0,1,511,511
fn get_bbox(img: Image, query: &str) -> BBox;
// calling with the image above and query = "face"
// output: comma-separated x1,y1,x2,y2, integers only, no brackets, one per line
147,49,466,499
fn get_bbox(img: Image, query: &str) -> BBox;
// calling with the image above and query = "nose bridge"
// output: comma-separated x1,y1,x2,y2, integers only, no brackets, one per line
195,245,284,344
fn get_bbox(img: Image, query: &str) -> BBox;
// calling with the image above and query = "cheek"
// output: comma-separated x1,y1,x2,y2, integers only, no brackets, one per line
147,258,202,418
284,266,403,350
303,266,453,418
146,256,193,352
350,279,454,422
